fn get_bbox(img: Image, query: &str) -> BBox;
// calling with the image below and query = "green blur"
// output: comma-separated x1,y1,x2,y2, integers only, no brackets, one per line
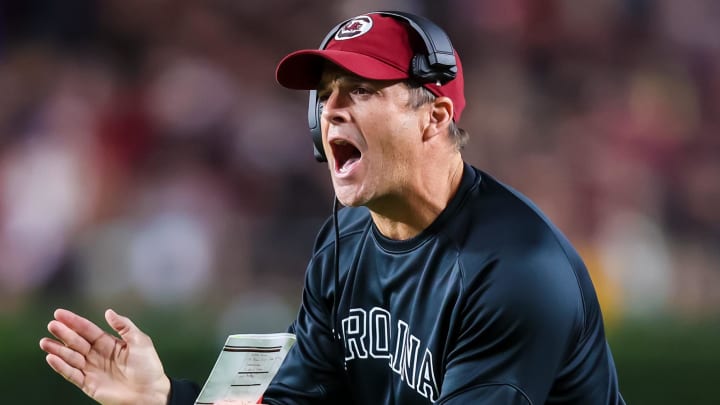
5,304,718,404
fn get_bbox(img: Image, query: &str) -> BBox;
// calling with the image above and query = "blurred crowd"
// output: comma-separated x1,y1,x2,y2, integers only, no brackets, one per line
0,0,718,328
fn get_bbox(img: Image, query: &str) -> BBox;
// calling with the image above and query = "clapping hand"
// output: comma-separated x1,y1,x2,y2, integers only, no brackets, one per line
39,309,171,405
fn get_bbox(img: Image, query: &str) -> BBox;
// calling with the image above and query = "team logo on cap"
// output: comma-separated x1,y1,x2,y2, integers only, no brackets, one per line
334,16,373,40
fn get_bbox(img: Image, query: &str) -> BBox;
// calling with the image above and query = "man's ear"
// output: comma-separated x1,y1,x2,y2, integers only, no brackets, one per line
423,96,453,141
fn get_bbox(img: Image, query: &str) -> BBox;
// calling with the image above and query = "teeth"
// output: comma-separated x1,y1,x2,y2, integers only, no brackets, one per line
338,157,358,174
332,139,348,145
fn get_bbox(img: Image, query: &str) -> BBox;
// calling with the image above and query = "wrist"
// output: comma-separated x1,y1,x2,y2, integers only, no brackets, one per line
156,375,172,405
135,374,171,405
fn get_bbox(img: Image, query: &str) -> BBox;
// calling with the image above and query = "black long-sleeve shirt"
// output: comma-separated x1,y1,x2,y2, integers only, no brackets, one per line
170,163,625,404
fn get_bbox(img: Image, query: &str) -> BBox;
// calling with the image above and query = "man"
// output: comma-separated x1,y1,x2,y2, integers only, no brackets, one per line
39,11,625,404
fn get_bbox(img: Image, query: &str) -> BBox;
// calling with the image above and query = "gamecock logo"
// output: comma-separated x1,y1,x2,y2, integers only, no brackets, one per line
335,16,373,40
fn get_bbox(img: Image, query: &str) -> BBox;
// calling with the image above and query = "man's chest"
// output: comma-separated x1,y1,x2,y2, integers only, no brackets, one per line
335,259,463,403
338,303,446,403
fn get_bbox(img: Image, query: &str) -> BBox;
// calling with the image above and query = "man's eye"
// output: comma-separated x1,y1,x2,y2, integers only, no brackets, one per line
352,87,371,95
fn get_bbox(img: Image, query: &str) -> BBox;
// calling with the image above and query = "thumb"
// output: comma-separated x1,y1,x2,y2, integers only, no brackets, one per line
105,309,144,344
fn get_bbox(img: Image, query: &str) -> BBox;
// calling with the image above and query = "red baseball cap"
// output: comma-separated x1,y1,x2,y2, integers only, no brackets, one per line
275,13,465,122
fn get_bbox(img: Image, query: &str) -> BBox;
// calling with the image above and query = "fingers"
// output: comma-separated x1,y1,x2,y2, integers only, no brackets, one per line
39,337,86,370
105,309,146,345
39,309,92,388
47,308,122,361
47,317,93,356
45,352,85,389
53,309,107,349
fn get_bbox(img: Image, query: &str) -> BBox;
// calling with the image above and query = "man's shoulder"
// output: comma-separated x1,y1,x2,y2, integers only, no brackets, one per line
454,167,588,299
452,167,571,255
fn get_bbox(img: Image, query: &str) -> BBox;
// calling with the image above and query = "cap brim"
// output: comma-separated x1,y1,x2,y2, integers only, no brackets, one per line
275,49,410,89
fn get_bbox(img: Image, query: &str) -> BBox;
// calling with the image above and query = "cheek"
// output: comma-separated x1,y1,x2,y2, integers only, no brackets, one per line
382,116,421,159
369,133,418,186
359,99,421,167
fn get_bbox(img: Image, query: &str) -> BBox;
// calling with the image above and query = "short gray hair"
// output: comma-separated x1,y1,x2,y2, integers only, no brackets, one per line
404,82,469,151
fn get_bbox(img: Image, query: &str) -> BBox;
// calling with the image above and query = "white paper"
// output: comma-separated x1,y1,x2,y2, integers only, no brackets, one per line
194,333,296,405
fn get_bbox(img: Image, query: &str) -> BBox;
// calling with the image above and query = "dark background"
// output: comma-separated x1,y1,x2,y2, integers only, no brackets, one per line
1,1,719,403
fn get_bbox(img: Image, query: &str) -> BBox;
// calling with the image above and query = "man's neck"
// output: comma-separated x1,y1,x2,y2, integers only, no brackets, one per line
369,158,464,240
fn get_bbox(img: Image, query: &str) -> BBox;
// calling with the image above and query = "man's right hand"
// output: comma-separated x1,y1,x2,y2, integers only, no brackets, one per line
39,308,171,405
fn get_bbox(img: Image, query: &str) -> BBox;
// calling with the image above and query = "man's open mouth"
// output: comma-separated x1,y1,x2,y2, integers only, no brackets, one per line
331,139,362,174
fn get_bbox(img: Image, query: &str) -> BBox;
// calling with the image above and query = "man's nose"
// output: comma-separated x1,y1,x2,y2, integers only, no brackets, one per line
322,91,350,125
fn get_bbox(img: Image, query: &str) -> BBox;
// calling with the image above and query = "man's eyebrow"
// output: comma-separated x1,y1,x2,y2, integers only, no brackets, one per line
317,74,365,94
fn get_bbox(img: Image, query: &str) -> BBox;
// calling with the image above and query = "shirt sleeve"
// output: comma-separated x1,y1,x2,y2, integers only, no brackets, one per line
437,246,583,404
263,257,346,405
168,378,201,405
441,383,531,404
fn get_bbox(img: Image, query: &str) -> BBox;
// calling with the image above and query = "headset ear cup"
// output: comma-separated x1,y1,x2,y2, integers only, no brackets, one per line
312,102,325,162
411,54,457,85
308,90,327,162
411,54,433,82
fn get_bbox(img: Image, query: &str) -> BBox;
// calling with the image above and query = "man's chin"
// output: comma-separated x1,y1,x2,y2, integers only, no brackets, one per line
333,185,368,208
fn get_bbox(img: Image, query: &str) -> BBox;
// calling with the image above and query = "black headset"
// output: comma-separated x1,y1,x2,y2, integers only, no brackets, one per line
307,11,458,162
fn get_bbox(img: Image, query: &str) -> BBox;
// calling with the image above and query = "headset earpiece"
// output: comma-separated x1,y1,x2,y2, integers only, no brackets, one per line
308,11,457,162
308,89,325,161
411,54,457,85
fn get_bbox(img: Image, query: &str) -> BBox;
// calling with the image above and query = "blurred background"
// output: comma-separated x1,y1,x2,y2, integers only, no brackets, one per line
0,0,718,403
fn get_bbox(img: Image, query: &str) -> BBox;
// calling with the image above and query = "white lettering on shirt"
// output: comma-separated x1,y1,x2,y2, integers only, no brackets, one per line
341,306,439,402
